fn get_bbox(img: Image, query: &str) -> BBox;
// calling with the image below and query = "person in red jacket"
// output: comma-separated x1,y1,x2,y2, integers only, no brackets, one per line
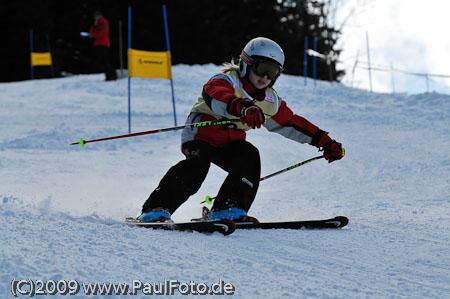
137,37,345,223
89,11,117,81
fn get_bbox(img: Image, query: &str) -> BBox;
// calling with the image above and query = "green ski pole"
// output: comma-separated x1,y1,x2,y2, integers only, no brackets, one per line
202,155,324,204
70,119,241,147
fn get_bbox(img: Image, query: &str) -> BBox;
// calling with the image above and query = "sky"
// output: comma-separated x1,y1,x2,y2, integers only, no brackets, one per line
333,0,450,94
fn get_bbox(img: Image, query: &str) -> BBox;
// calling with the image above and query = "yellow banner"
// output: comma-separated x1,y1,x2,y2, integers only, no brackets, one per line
128,49,172,79
31,52,52,66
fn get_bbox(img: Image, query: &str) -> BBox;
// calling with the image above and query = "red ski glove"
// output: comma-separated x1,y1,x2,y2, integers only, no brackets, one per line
311,129,344,163
229,98,266,129
322,140,345,163
241,105,265,129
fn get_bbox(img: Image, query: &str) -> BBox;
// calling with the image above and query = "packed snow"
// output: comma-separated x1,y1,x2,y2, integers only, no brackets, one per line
1,64,449,298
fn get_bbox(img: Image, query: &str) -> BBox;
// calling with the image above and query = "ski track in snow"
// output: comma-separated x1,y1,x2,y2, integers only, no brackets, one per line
1,64,449,298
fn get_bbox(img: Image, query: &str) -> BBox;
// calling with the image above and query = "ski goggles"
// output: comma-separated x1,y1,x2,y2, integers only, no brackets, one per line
251,59,282,80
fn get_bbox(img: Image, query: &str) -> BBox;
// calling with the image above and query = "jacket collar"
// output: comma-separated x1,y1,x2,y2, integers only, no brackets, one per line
240,75,266,101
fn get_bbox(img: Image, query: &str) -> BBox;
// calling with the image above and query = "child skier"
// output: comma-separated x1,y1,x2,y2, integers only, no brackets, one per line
138,37,344,223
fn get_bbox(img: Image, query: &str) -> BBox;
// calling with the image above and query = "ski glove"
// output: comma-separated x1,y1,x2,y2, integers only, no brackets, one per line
322,140,345,163
242,105,265,129
229,98,266,129
311,129,344,163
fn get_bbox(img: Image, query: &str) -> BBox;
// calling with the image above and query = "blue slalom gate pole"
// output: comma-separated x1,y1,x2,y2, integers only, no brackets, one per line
313,36,318,87
163,4,177,126
30,29,34,80
303,36,308,86
46,33,55,78
127,7,131,133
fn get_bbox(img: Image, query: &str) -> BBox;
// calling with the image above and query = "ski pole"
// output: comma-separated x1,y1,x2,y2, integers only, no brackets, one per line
70,119,241,147
201,155,324,204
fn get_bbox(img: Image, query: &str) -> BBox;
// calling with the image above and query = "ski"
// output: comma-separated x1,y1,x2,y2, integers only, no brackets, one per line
192,207,348,230
125,218,236,235
235,216,349,230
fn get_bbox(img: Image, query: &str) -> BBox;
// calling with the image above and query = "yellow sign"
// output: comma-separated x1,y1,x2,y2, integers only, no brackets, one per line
128,49,172,79
31,52,52,66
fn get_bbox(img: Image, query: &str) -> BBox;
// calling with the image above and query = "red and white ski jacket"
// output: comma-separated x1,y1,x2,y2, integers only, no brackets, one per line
90,17,110,47
181,69,328,148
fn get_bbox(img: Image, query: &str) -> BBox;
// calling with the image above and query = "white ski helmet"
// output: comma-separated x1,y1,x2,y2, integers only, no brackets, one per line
239,37,285,80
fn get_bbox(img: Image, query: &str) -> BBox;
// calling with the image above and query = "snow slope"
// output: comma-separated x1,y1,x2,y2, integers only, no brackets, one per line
1,65,449,298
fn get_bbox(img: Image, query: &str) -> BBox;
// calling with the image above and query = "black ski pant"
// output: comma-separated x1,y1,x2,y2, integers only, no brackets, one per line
95,46,116,80
142,140,261,215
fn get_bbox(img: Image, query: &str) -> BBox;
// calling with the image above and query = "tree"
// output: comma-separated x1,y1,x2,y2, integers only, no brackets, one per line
274,0,344,81
0,0,344,82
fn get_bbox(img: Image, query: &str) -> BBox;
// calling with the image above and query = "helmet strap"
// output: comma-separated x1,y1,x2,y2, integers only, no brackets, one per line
240,51,253,65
